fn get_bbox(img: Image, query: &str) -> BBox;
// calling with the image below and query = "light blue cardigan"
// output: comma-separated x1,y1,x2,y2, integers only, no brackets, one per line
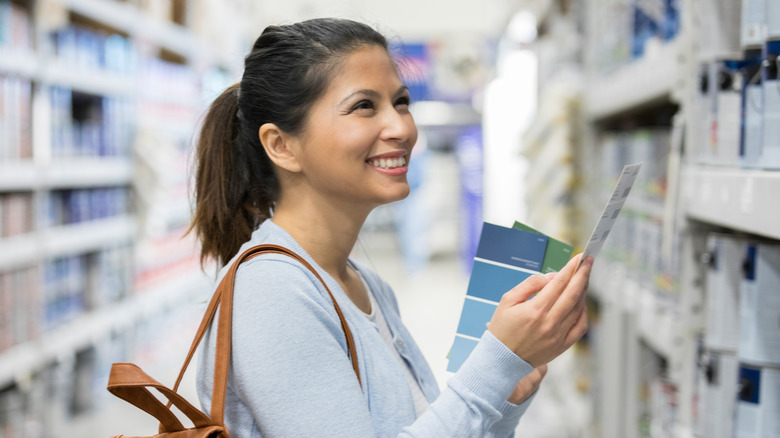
196,220,535,437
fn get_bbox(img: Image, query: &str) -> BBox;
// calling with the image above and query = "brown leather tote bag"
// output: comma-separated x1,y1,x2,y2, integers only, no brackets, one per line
106,244,360,437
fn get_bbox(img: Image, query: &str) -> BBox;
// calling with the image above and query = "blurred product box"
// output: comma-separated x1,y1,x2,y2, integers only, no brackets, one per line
739,243,780,367
0,75,32,162
741,0,766,48
704,234,743,352
759,40,780,169
0,1,32,50
698,0,743,60
767,0,780,39
741,79,763,169
735,364,780,437
699,351,740,438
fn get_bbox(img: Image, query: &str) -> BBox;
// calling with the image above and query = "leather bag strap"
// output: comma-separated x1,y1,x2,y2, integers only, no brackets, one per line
107,362,213,432
170,244,361,424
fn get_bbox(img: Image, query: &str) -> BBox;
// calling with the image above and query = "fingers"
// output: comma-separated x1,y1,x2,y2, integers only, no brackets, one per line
562,305,589,348
499,274,550,307
532,254,584,312
548,255,592,322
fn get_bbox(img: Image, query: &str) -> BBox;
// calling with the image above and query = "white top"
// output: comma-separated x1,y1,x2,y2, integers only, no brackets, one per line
360,274,430,418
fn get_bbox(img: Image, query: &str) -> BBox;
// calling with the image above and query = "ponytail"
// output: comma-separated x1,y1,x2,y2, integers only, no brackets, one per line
188,83,277,267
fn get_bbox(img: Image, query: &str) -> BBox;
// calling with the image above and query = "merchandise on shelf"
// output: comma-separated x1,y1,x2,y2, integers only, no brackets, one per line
769,0,780,39
637,346,677,437
696,348,739,438
741,0,766,48
740,51,763,169
42,254,87,331
0,75,31,162
49,24,136,75
697,0,743,60
597,129,679,295
694,60,743,167
760,40,780,168
0,329,133,437
0,264,39,352
739,242,780,367
41,187,128,228
735,363,780,437
0,192,33,238
587,0,680,74
50,87,134,158
704,234,743,352
632,0,680,58
0,0,32,51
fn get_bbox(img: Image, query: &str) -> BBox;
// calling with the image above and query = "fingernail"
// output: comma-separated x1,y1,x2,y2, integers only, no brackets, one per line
585,256,594,267
544,272,556,279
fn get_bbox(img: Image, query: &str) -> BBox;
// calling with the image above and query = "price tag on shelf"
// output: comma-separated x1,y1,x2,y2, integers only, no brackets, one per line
578,162,643,270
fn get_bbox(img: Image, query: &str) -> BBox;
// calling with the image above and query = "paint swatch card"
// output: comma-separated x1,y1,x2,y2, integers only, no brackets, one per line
447,223,553,372
578,162,643,270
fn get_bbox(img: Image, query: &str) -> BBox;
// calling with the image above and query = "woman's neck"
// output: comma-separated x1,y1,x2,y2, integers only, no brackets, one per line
271,195,370,279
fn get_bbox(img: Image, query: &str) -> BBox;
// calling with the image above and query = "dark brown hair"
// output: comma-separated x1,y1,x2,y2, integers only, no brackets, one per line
189,18,389,267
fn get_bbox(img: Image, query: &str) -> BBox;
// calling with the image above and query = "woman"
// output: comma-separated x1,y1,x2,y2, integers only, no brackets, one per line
191,18,591,437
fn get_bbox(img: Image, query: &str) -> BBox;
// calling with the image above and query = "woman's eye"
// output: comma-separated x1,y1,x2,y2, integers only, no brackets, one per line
395,96,411,107
351,100,375,112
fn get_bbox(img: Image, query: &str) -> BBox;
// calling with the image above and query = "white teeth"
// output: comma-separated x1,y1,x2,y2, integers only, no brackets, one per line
370,156,407,169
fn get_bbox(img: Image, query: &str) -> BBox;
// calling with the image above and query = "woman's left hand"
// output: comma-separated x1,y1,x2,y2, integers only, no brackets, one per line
507,364,547,405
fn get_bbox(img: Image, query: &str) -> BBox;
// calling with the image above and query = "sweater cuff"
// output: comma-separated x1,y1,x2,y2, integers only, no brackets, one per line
451,330,535,411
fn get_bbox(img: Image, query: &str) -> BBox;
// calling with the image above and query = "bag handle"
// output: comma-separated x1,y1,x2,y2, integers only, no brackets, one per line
169,244,361,424
107,362,214,432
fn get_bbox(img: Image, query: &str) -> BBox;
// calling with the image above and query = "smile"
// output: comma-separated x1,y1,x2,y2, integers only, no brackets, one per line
368,156,407,170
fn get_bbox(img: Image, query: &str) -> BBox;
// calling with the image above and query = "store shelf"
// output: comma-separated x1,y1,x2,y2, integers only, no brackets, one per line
0,48,38,77
590,261,680,360
584,40,680,121
0,268,212,387
682,165,780,240
56,0,228,66
0,215,135,270
0,159,133,191
41,63,135,96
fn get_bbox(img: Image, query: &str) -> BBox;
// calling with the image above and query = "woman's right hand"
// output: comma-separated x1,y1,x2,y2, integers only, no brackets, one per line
487,253,592,368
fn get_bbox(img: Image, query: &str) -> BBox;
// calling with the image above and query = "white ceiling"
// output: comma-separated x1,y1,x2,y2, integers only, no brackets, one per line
248,0,529,42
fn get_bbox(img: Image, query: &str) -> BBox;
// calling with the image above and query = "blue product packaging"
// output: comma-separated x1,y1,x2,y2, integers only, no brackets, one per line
735,364,780,437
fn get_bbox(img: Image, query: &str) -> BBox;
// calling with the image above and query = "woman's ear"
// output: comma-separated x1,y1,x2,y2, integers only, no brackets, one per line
259,123,302,173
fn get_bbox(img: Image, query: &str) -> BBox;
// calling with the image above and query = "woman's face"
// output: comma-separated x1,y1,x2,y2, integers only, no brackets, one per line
290,44,418,210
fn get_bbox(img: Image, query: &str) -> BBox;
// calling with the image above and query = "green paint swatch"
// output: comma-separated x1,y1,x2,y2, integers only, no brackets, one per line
512,221,573,273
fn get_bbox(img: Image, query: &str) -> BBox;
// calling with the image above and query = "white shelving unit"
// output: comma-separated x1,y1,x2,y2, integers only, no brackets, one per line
0,158,132,191
584,40,681,120
535,0,780,437
682,166,780,240
0,215,135,271
0,1,246,435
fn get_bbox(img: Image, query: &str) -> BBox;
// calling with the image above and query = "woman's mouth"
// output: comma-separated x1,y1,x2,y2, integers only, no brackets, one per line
367,156,407,170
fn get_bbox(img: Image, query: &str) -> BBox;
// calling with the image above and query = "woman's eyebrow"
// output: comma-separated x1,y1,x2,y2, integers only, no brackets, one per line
340,89,381,105
339,85,409,105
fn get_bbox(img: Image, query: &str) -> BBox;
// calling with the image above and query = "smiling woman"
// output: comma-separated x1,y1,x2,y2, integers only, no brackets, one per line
188,17,590,438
